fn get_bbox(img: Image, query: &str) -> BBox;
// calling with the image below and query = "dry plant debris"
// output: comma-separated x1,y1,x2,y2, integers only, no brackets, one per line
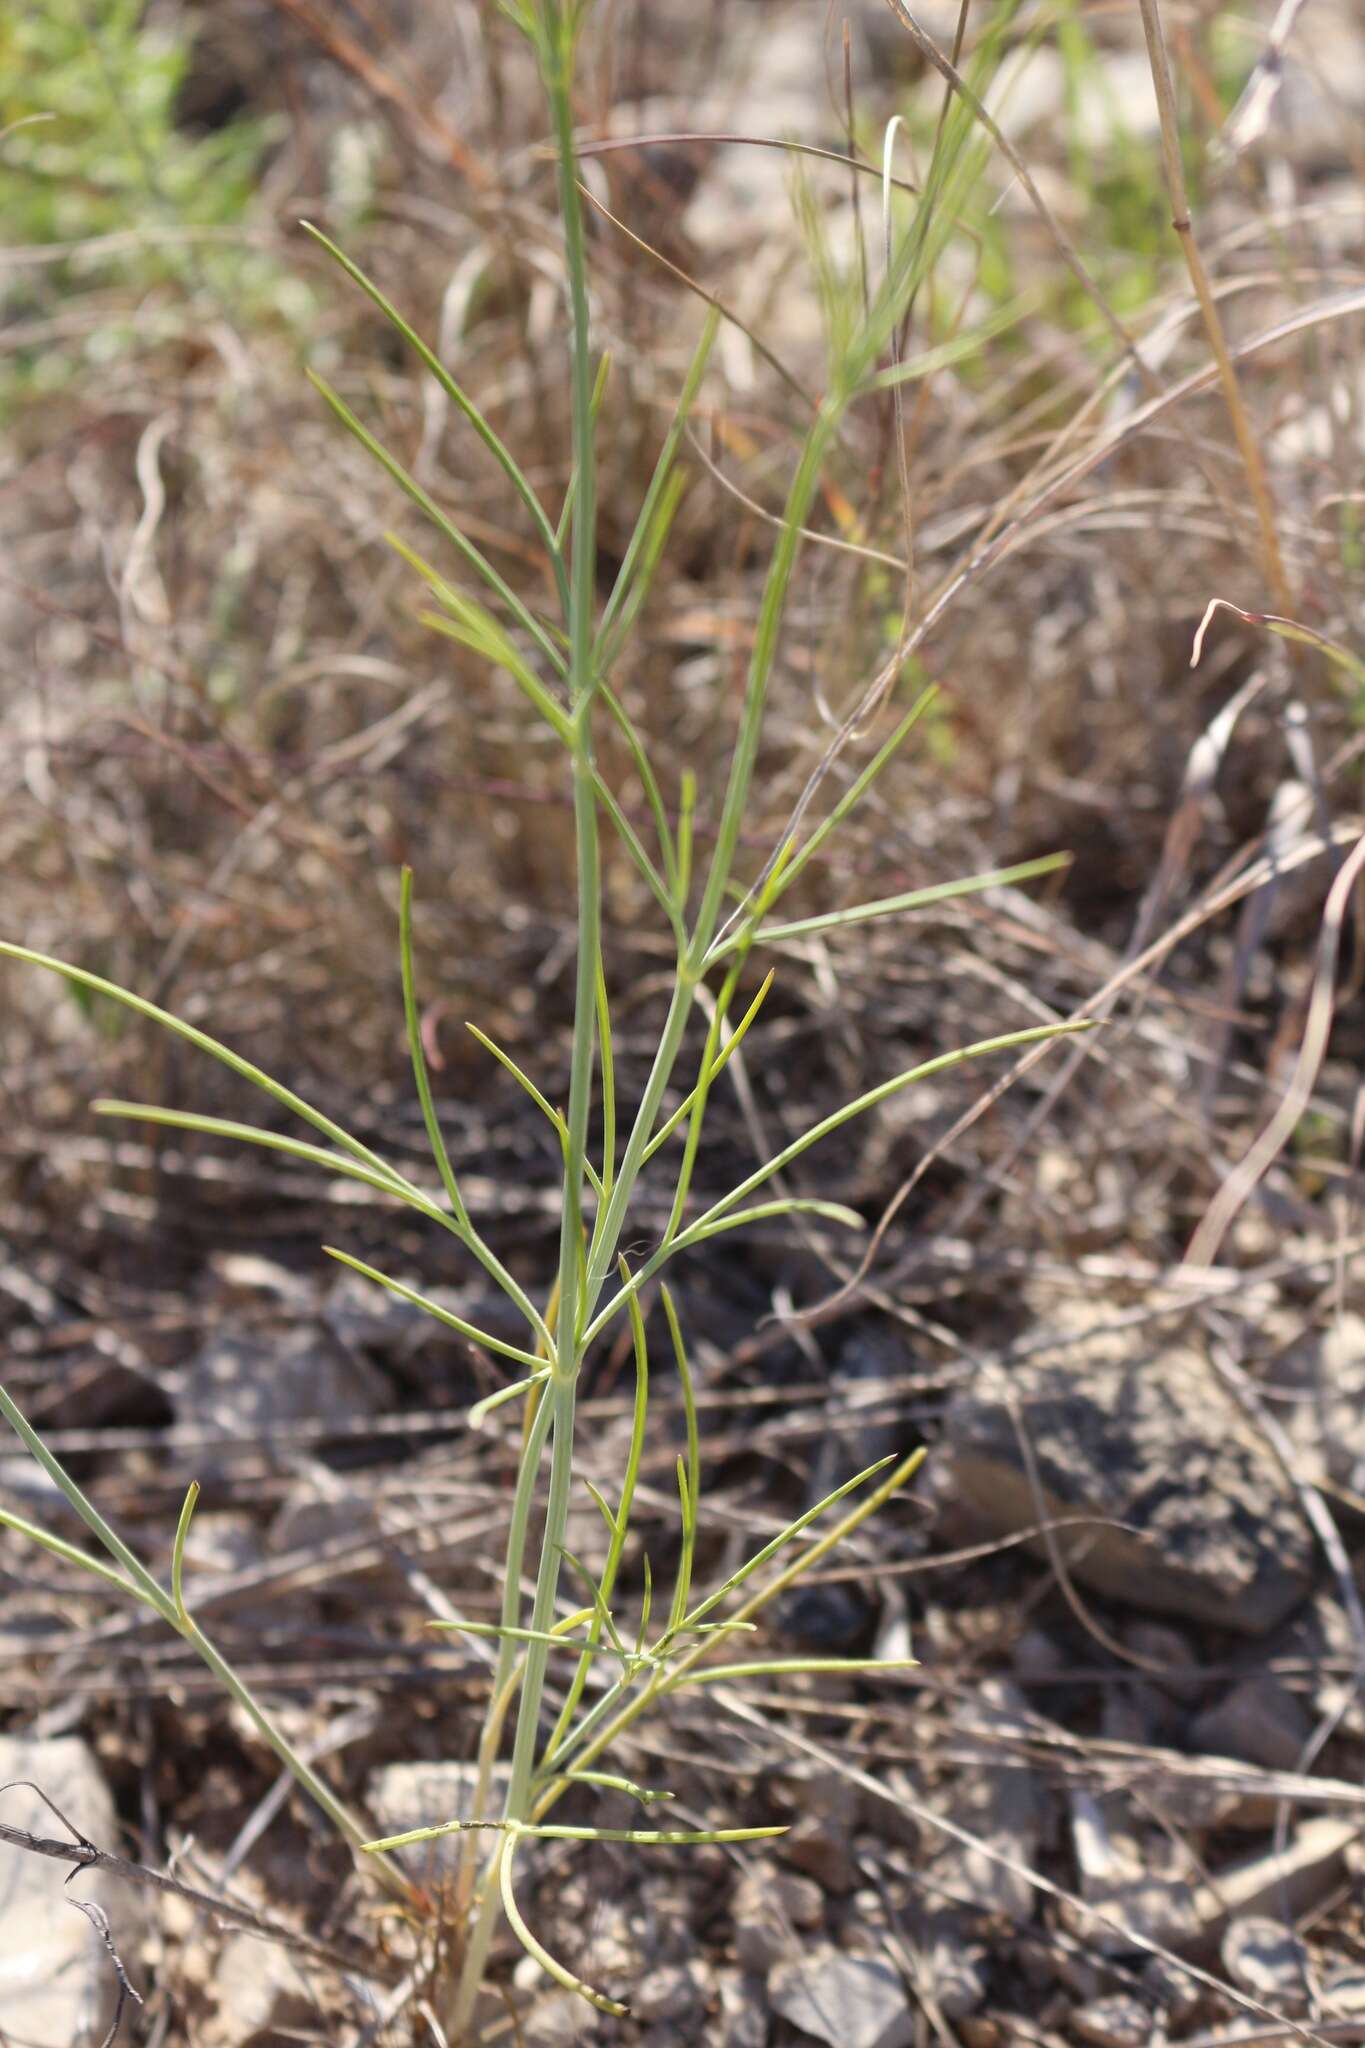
2,0,1365,2042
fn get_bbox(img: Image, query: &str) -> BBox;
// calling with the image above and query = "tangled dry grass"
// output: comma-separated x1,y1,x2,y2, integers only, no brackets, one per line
2,0,1365,2042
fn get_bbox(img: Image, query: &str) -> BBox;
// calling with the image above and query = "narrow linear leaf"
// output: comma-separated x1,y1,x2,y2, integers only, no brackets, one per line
564,1772,673,1806
643,970,775,1161
469,1370,551,1429
671,1022,1095,1256
0,941,391,1179
684,1456,896,1629
0,1502,150,1606
321,1248,547,1371
665,1656,918,1687
511,1821,787,1846
429,1622,618,1657
707,853,1071,962
466,1023,605,1200
399,867,470,1227
661,1286,699,1638
680,1199,865,1245
598,306,718,655
0,1384,168,1615
300,222,569,609
500,1833,627,2017
767,691,936,907
308,369,564,673
95,1102,417,1204
171,1481,199,1627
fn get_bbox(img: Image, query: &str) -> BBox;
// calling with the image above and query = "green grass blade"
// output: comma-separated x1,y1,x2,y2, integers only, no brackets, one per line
557,1547,630,1659
600,680,678,898
676,769,696,908
595,958,617,1196
399,867,470,1227
583,1480,617,1540
407,583,677,921
499,1833,627,2017
597,470,687,676
417,606,571,739
510,1821,786,1846
100,1103,542,1338
556,350,618,552
563,1772,672,1805
636,1554,653,1657
432,1622,618,1657
300,222,569,615
542,1279,648,1765
764,690,936,908
466,1023,606,1200
678,1198,865,1244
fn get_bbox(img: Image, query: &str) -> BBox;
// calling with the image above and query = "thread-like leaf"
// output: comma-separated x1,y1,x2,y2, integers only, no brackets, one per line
321,1247,547,1371
399,867,470,1227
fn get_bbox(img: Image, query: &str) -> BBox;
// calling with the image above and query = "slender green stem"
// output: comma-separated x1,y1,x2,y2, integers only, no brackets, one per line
450,20,604,2036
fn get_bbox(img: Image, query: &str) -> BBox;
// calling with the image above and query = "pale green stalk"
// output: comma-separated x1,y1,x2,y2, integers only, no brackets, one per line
450,11,603,2031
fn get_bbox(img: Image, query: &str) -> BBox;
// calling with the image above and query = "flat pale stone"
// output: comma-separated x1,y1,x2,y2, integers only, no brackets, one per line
942,1348,1313,1635
770,1949,914,2048
0,1736,136,2048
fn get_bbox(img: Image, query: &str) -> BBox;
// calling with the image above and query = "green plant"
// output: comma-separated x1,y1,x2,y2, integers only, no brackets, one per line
0,0,1087,2033
0,0,289,413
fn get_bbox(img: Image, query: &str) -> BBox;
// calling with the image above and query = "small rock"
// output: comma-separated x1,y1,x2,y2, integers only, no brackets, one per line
1221,1916,1311,2013
1323,1967,1365,2015
520,1991,585,2047
1193,1674,1310,1772
917,1912,987,2019
930,1681,1044,1924
1123,1622,1203,1701
0,1736,139,2048
209,1934,319,2044
1070,1992,1152,2048
715,1966,768,2048
1259,1588,1365,1738
1016,1932,1101,2001
1014,1625,1068,1683
1067,1791,1205,1956
1211,1817,1358,1929
732,1865,824,1972
769,1764,863,1894
1101,1680,1170,1747
633,1960,710,2026
770,1950,914,2048
778,1813,858,1894
959,2022,1004,2048
941,1348,1314,1634
186,1322,385,1453
1141,1953,1203,2025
